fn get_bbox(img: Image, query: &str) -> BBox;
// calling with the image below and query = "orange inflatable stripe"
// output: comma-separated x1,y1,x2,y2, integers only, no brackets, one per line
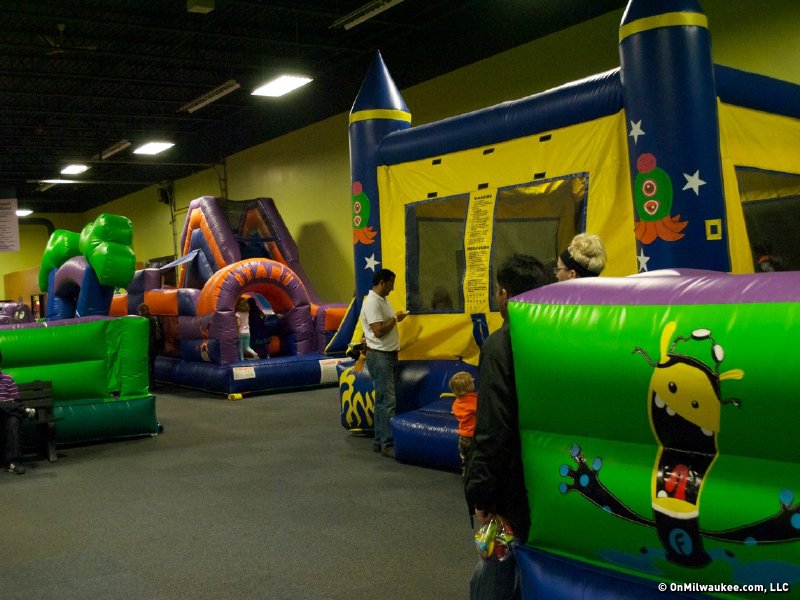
196,265,230,315
258,282,293,313
183,208,201,255
323,306,347,330
197,259,307,315
243,209,270,237
268,242,285,264
109,293,128,316
179,208,230,287
144,289,180,315
199,217,227,268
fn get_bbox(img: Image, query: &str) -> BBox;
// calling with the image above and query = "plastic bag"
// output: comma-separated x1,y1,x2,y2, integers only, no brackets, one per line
473,515,515,561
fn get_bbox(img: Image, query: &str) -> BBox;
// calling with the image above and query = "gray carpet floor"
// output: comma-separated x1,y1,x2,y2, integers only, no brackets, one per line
2,385,477,599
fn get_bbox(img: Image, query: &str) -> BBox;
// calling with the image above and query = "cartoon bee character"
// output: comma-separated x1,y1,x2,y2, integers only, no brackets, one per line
560,321,800,568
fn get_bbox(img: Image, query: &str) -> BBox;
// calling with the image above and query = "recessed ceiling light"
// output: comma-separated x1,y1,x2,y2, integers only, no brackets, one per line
133,142,175,155
252,75,312,97
16,209,33,217
60,164,90,175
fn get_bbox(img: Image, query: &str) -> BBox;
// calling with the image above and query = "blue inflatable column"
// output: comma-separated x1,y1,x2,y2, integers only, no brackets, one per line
348,51,412,300
46,267,74,320
619,0,730,272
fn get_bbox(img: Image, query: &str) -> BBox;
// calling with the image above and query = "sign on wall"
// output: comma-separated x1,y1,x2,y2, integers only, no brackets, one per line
0,197,20,252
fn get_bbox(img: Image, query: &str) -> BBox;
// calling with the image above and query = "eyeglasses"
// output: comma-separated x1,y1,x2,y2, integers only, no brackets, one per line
553,267,570,275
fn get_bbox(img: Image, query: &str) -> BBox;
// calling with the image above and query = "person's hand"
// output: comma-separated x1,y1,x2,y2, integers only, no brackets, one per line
474,508,493,526
395,311,408,322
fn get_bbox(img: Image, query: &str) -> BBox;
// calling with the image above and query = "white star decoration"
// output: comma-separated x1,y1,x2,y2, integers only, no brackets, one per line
364,254,379,271
637,247,650,272
629,120,645,144
682,170,706,195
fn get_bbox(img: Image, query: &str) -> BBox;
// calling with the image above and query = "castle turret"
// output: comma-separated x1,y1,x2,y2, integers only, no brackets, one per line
348,51,411,297
620,0,730,272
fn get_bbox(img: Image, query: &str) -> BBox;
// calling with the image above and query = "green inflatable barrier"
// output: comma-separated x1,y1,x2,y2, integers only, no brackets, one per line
510,271,800,596
1,316,157,444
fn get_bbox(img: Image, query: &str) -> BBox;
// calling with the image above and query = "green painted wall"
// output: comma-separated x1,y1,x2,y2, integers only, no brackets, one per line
4,0,798,301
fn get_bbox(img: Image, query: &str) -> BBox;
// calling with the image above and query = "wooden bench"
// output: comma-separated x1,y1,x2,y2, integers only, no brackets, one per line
17,380,57,463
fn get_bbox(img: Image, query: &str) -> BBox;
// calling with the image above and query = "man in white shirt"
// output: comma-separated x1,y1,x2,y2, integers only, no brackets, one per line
360,269,407,458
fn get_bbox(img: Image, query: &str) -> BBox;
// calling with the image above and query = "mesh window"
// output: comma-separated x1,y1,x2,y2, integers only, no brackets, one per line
405,175,587,313
489,176,587,310
736,169,800,272
406,195,469,313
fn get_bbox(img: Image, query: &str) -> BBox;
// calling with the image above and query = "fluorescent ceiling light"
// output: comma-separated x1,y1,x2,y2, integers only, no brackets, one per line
133,142,175,155
60,164,89,175
179,79,241,113
39,179,74,184
331,0,405,30
100,139,131,160
252,75,312,97
16,209,33,217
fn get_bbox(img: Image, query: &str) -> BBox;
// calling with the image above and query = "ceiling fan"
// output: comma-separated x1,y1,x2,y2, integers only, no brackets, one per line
40,23,98,57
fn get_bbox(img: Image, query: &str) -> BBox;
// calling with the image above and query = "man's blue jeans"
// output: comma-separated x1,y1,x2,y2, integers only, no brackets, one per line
365,350,397,449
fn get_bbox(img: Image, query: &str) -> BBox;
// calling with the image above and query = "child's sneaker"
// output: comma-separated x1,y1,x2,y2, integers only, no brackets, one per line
8,463,26,475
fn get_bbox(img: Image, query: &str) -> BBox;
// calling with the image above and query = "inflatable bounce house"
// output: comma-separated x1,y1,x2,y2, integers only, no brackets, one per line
338,0,800,595
0,213,158,446
109,196,348,396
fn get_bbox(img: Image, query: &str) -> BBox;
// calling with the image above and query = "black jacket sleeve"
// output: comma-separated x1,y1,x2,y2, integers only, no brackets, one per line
463,322,531,540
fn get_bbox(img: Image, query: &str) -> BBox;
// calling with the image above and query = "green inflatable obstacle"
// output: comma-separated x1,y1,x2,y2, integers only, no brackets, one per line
509,271,800,597
1,316,157,445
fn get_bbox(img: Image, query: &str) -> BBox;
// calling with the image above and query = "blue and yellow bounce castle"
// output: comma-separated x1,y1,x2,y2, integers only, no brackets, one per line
338,0,800,596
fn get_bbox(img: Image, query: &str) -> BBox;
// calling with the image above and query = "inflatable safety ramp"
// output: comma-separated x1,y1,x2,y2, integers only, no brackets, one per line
392,398,460,472
508,270,800,598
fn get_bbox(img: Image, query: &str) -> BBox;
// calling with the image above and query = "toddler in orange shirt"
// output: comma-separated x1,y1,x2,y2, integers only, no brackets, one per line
449,371,477,476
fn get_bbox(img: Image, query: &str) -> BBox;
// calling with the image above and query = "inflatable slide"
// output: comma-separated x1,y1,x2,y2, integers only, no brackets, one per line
111,196,348,396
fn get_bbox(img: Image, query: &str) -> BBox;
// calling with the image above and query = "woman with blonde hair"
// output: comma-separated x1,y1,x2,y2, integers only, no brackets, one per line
553,233,607,281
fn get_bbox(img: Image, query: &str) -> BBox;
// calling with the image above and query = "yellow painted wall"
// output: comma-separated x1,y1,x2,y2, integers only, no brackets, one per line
3,0,798,300
2,213,88,299
226,114,353,301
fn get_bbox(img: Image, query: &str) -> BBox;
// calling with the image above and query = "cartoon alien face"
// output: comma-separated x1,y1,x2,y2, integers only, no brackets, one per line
351,181,371,230
634,153,673,222
648,357,722,436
